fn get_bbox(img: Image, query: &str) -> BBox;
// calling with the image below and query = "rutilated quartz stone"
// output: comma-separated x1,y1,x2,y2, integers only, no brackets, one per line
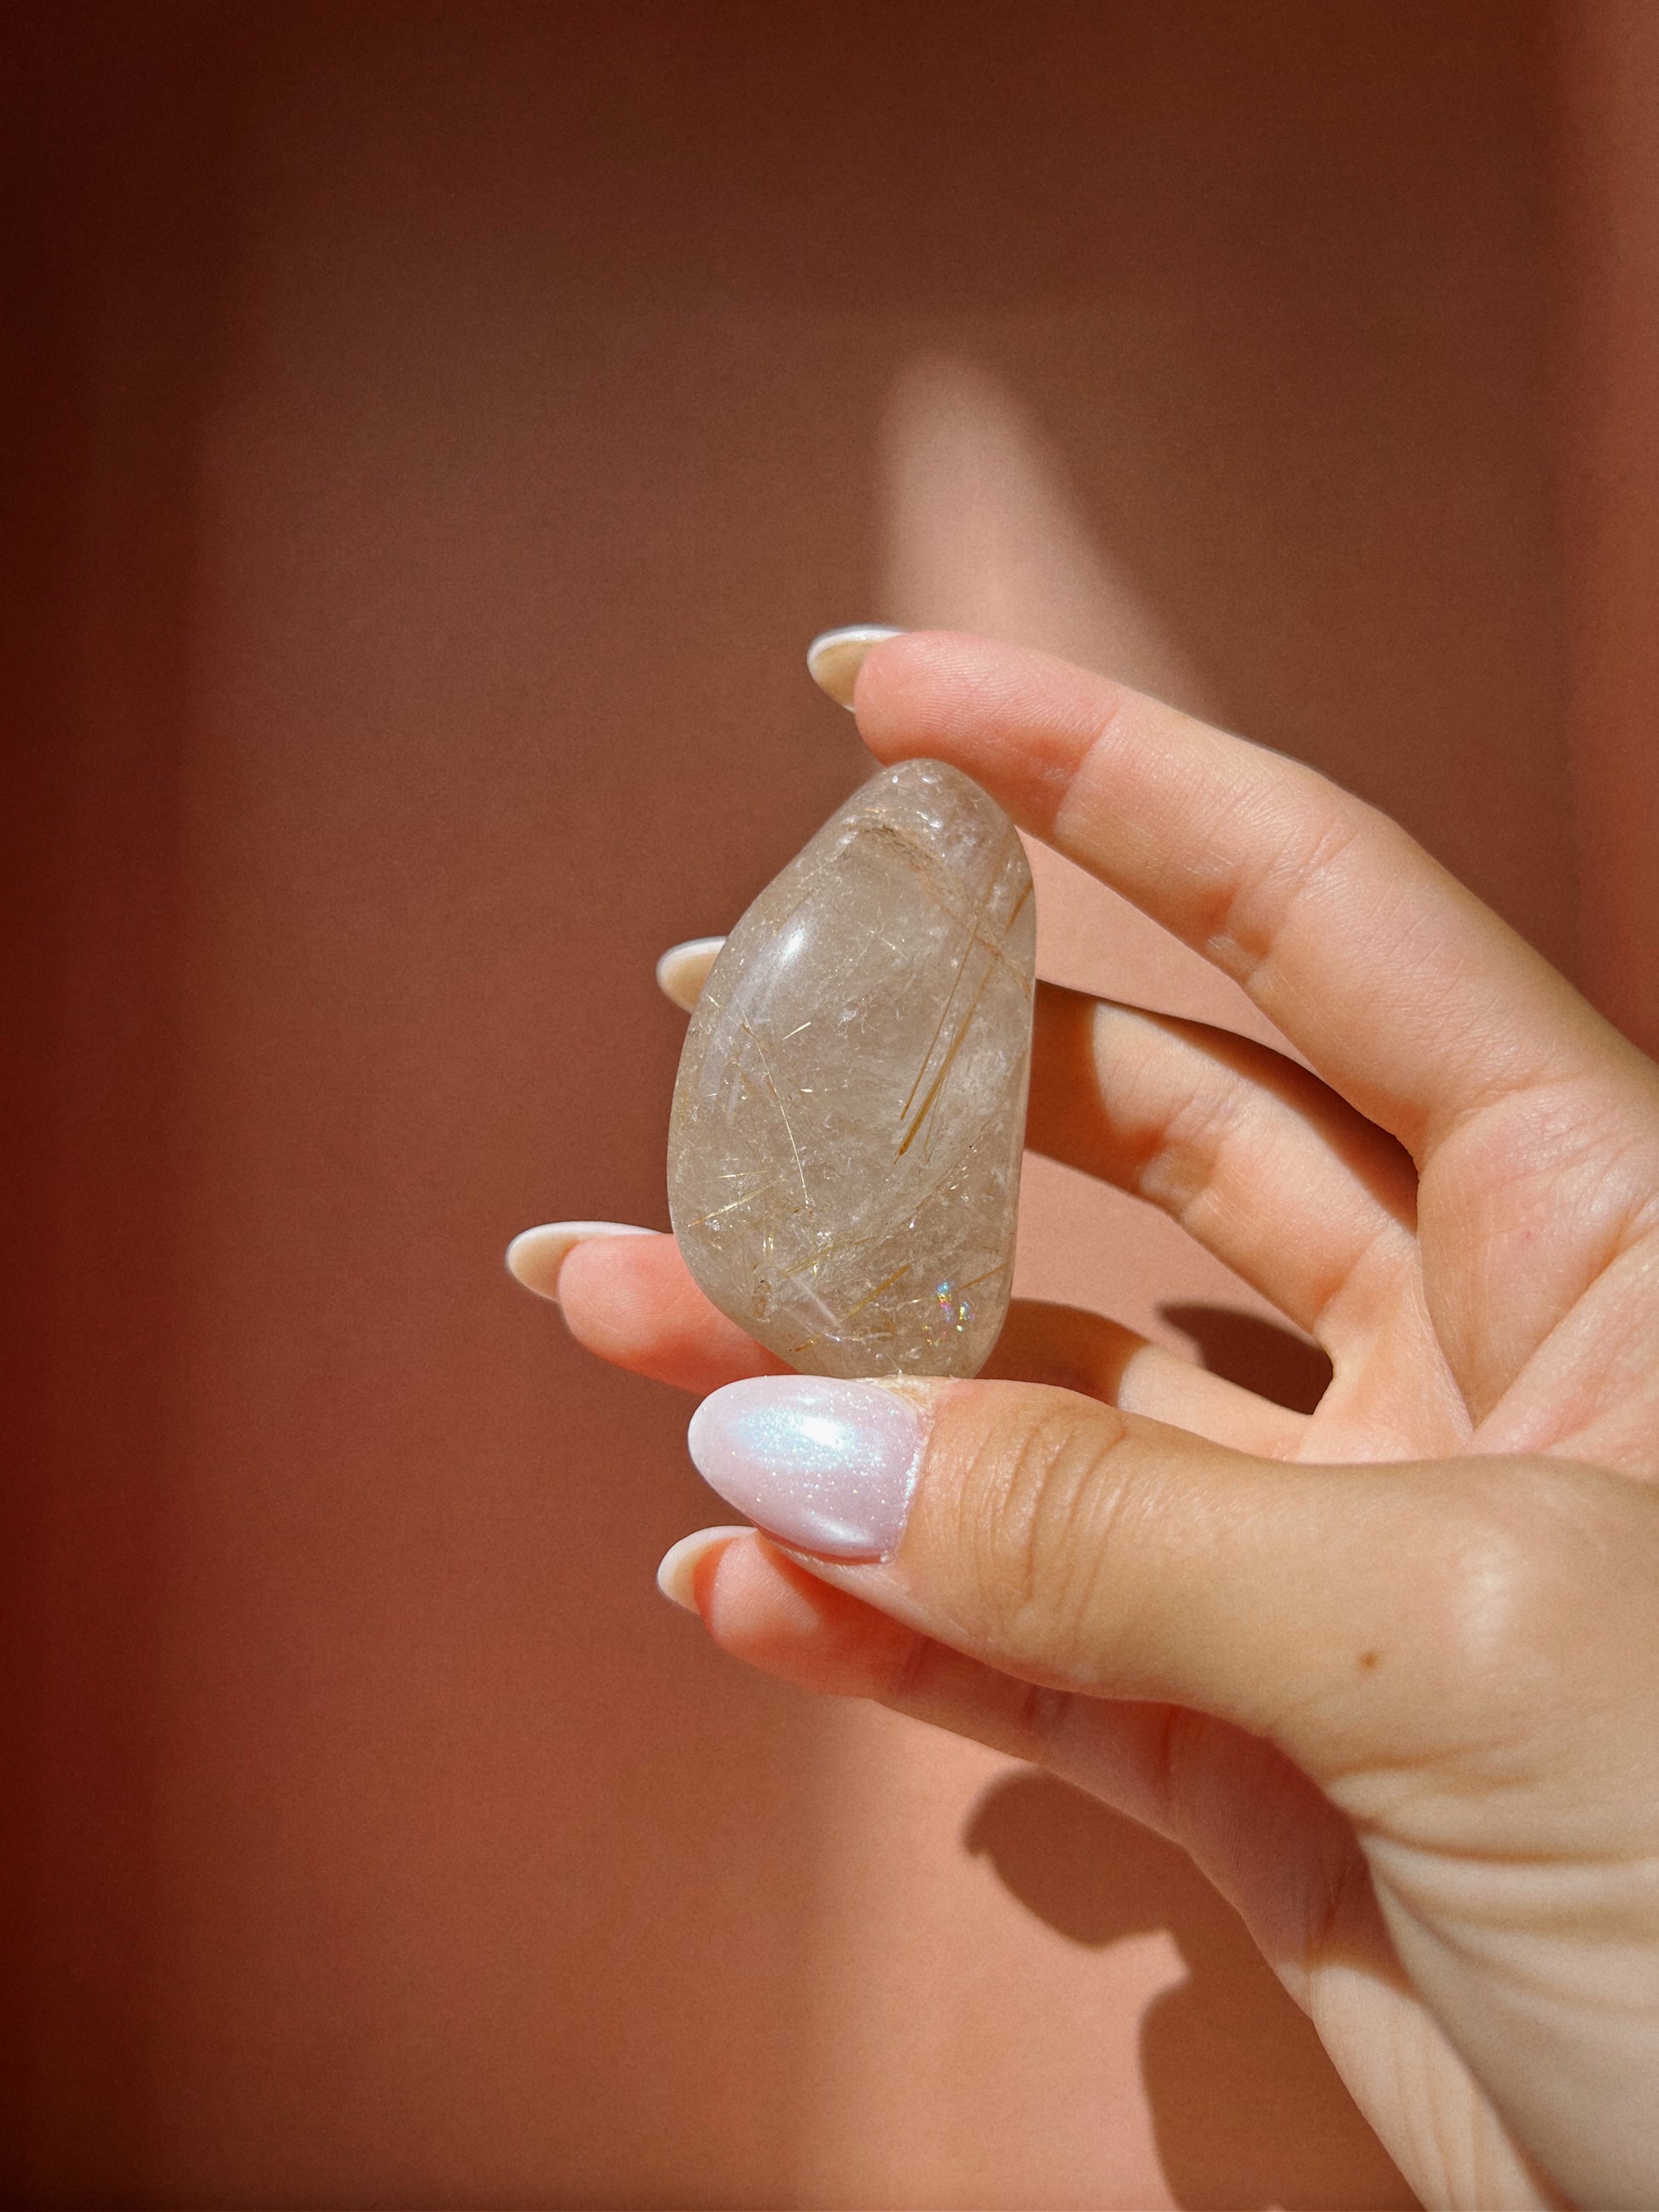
668,759,1035,1377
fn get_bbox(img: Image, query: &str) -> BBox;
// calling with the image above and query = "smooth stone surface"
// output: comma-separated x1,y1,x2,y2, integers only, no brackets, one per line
668,759,1035,1377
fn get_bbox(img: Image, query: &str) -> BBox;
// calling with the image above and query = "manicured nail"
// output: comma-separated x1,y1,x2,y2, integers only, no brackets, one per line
686,1377,923,1560
505,1220,656,1303
656,936,725,1013
806,625,904,711
656,1526,750,1612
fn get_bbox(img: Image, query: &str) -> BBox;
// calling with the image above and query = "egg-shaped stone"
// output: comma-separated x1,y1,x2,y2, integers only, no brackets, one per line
668,759,1035,1377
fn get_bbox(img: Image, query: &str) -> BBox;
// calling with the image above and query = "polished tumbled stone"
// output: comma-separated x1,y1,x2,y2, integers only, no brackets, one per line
668,759,1035,1377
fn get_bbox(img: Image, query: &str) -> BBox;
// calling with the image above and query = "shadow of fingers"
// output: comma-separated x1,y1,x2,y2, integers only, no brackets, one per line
965,1771,1414,2210
1160,1301,1332,1414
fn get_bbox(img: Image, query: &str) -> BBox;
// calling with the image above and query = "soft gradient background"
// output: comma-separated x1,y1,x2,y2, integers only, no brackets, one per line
3,3,1656,2206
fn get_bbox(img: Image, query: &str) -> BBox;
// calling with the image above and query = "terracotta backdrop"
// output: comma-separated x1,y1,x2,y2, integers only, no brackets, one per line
3,3,1655,2206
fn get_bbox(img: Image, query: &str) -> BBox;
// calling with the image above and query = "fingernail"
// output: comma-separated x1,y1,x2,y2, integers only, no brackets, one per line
656,1525,750,1612
806,625,904,711
656,936,725,1013
505,1220,656,1303
686,1377,924,1560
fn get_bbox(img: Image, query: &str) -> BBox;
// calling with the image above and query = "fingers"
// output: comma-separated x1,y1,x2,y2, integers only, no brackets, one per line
546,1230,789,1395
505,1220,657,1299
659,934,1416,1350
665,1525,1292,1840
661,1528,1570,2211
666,1526,1366,1971
682,1372,1631,1787
1031,985,1416,1347
541,1227,1307,1449
984,1300,1307,1456
852,631,1642,1163
656,937,723,1012
506,1220,772,1393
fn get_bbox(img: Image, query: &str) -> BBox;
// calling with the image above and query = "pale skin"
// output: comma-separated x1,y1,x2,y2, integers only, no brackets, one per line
530,632,1659,2210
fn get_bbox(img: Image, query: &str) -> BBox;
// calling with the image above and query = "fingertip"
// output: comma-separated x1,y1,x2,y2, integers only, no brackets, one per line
850,631,1107,835
556,1229,788,1393
505,1220,657,1302
656,937,725,1013
693,1530,919,1698
846,627,1000,748
656,1525,752,1614
806,624,904,709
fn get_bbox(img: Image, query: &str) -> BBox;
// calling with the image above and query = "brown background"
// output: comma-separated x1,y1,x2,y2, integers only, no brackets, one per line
3,3,1655,2206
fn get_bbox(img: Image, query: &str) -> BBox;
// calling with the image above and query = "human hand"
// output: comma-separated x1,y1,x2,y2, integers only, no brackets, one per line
513,632,1659,2210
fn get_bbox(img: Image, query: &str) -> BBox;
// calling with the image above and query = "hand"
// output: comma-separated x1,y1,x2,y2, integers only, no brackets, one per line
515,632,1659,2210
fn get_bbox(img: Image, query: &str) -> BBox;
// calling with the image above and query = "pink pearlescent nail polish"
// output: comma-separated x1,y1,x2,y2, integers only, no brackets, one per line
686,1377,923,1561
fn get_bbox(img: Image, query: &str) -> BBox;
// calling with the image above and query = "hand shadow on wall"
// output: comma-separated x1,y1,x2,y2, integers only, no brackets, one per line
964,1772,1415,2211
1160,1302,1334,1416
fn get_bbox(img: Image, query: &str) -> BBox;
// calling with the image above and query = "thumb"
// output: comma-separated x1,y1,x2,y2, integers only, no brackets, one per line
684,1372,1598,1783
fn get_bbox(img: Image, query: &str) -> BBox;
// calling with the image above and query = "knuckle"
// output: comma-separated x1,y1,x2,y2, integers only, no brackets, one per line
1197,783,1373,990
1014,1680,1077,1765
880,1626,936,1714
945,1392,1134,1676
1151,1701,1213,1824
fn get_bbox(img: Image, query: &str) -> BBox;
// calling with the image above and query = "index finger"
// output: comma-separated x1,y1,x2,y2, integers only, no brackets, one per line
852,631,1633,1159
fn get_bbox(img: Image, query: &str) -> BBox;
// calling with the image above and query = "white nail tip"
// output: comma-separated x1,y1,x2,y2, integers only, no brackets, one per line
656,937,725,1012
806,626,904,710
504,1220,656,1301
656,1526,751,1612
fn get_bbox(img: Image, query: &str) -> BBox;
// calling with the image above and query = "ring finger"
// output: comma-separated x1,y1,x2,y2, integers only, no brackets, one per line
525,1230,1308,1453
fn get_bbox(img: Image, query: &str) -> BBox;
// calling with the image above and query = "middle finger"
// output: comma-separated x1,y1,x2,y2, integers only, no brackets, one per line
1031,985,1418,1350
551,1232,1307,1454
661,939,1419,1353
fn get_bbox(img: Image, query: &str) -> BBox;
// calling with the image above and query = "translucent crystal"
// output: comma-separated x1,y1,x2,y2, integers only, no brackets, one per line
668,759,1035,1377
